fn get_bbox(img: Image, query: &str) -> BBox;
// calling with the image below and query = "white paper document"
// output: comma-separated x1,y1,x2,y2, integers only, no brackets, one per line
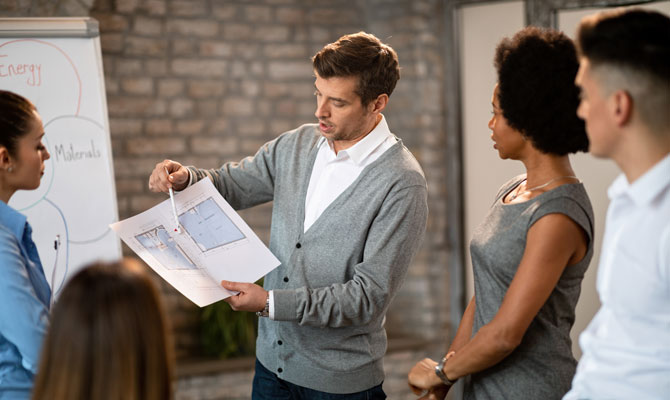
110,179,280,307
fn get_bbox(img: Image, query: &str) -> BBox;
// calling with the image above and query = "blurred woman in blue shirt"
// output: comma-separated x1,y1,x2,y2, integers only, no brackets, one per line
0,90,51,399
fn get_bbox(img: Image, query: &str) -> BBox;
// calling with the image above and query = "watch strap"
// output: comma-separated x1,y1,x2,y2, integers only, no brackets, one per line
435,354,457,385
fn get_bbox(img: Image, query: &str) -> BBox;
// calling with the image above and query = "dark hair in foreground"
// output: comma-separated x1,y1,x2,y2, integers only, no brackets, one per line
32,259,174,400
312,31,400,106
494,26,588,155
0,90,37,157
577,8,670,133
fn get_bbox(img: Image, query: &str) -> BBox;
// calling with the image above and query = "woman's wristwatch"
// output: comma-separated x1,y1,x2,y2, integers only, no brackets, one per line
434,351,457,386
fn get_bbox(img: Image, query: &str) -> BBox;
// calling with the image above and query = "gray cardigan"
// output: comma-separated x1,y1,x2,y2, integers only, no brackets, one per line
188,123,428,393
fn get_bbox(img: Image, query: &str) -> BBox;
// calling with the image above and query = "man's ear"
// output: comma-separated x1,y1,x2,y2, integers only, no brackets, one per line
611,90,633,127
368,94,389,114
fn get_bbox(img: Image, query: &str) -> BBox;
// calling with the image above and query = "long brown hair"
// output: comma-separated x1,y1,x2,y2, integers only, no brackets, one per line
32,258,174,400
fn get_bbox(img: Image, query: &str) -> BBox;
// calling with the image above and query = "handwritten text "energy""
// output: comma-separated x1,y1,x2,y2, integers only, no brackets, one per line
0,60,42,86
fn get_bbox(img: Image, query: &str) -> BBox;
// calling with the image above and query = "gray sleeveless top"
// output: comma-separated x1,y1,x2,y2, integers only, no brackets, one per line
464,175,594,400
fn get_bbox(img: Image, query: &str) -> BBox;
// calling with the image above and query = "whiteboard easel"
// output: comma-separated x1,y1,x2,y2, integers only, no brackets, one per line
0,17,121,297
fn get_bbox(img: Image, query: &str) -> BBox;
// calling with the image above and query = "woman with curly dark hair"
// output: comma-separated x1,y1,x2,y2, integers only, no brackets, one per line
408,27,594,399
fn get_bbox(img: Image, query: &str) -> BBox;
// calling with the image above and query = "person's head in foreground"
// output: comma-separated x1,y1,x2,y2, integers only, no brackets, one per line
32,258,174,400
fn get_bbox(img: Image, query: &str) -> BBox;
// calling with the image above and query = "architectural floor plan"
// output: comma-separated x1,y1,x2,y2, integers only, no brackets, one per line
111,179,280,307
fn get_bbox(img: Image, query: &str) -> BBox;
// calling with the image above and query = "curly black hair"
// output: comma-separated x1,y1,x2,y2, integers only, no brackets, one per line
494,26,588,155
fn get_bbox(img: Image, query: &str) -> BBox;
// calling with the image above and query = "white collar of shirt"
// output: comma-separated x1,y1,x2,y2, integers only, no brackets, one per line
608,153,670,206
304,114,396,233
270,115,396,319
318,114,393,164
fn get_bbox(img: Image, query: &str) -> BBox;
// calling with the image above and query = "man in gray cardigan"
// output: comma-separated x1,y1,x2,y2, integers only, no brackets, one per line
148,31,428,399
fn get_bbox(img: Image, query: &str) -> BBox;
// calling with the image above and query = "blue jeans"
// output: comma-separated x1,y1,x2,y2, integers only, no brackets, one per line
252,359,386,400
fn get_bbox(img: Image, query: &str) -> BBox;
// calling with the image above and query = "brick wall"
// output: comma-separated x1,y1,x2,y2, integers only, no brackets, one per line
2,0,452,364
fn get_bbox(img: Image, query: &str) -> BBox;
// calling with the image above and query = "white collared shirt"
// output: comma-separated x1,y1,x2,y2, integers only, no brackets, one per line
565,154,670,400
303,114,397,232
269,115,396,319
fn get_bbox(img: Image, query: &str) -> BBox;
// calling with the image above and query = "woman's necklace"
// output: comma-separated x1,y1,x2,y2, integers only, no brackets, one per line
508,175,579,201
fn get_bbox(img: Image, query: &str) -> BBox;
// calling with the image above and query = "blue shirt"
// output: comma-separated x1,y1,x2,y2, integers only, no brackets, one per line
0,201,50,399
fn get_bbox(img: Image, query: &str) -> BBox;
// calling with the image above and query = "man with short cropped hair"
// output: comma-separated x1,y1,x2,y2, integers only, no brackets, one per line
565,8,670,399
148,32,428,399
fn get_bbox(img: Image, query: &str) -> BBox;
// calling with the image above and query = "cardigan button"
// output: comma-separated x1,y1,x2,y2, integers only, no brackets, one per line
283,277,289,282
295,242,301,248
278,368,283,373
278,340,283,345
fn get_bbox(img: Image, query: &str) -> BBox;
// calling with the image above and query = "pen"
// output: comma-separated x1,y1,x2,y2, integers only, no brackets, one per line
165,168,181,233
